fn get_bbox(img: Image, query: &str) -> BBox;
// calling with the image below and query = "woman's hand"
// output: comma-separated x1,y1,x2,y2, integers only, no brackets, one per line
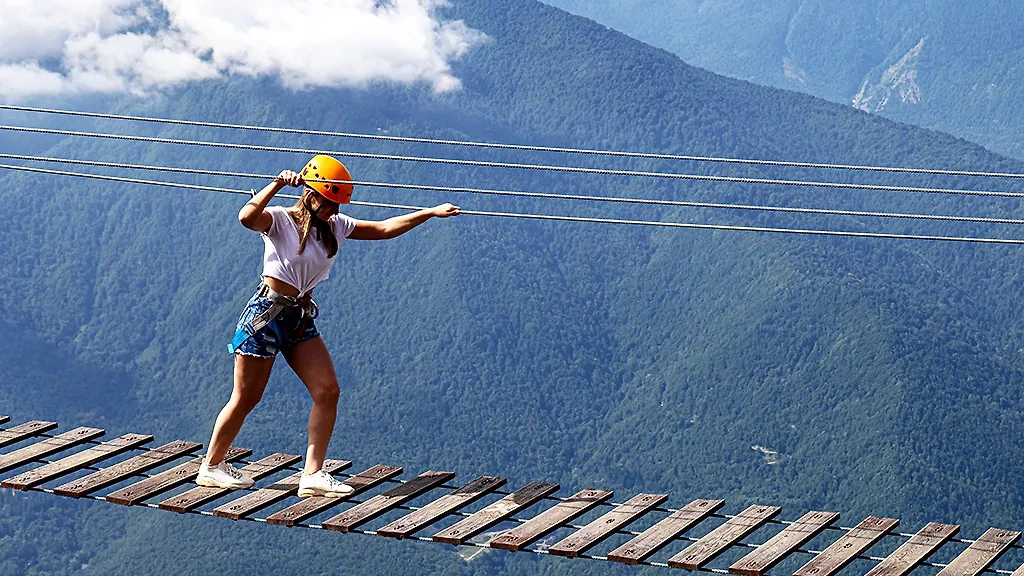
431,203,461,218
274,170,304,187
350,203,462,240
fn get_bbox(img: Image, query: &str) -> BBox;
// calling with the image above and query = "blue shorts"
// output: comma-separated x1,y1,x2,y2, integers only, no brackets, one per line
228,291,320,358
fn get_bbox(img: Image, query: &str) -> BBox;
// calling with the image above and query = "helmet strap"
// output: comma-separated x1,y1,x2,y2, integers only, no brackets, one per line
303,193,323,221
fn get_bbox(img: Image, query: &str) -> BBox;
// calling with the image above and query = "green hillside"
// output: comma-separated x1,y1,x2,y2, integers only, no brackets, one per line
543,0,1024,161
2,0,1024,574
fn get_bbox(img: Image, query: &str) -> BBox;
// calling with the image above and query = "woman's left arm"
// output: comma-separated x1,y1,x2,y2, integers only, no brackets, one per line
348,203,460,240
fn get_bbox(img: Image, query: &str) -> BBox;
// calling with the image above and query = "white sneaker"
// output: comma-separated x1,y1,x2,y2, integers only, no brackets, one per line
196,460,254,490
298,469,354,498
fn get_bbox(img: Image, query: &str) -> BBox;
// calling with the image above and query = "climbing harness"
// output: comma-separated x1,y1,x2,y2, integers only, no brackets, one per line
228,281,319,354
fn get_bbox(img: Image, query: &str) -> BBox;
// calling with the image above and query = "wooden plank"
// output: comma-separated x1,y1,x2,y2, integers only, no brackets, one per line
549,492,667,558
0,420,58,449
378,476,507,540
935,528,1021,576
105,447,250,506
53,441,202,498
864,522,961,576
158,453,300,513
0,427,105,474
608,499,725,565
794,516,899,576
213,460,352,521
0,415,8,425
1012,562,1024,576
668,504,782,570
489,488,614,552
729,510,840,576
321,470,455,533
433,481,560,545
267,464,402,527
2,434,153,490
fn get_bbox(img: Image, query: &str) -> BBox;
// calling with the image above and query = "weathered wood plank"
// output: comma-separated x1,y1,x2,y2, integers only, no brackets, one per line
0,427,105,474
321,470,455,533
433,481,560,545
0,415,8,425
729,510,840,576
667,504,782,570
105,447,250,506
53,440,202,498
489,488,613,552
935,528,1021,576
213,460,352,521
549,493,668,558
0,421,59,449
608,499,725,565
158,453,301,513
864,522,961,576
378,476,507,540
267,464,402,527
1012,562,1024,576
793,516,899,576
2,434,153,490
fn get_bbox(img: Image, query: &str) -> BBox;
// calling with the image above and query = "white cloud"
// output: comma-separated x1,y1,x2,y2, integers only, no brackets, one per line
0,0,486,100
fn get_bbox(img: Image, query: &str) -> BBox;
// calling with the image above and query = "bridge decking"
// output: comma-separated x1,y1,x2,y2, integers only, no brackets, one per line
1,413,1020,574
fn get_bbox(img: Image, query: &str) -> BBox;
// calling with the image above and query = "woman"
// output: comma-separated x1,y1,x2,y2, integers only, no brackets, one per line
196,155,460,496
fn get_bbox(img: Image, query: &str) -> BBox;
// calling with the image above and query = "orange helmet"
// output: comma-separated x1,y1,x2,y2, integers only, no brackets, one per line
301,155,353,204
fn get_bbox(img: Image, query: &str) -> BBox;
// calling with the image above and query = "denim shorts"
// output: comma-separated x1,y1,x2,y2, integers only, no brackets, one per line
228,292,320,358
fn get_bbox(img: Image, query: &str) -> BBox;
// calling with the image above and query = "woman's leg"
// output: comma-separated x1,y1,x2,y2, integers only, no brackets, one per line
205,353,275,465
283,336,339,475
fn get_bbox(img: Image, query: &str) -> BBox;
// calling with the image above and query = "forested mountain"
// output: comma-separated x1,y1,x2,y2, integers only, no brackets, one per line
2,0,1024,575
543,0,1024,161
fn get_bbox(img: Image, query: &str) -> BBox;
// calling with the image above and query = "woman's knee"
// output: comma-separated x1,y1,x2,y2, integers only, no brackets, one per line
229,390,264,414
309,381,340,406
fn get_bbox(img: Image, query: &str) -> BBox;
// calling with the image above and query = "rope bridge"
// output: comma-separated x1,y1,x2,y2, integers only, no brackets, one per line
2,414,1023,574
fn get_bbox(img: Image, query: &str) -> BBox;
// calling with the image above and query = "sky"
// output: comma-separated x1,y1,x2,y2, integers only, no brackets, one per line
0,0,487,100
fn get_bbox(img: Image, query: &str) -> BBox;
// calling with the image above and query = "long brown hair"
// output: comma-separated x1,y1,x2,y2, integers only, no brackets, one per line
288,188,338,258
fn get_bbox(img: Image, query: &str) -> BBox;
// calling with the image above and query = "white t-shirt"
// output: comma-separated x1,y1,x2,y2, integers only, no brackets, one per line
260,206,357,295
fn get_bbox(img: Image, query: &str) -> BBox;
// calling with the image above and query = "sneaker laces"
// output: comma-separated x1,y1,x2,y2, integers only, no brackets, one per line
319,471,346,489
221,462,244,480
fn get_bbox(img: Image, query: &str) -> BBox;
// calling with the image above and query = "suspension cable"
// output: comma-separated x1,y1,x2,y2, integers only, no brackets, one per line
3,162,1024,245
4,152,1024,226
1,103,1021,179
3,124,1024,199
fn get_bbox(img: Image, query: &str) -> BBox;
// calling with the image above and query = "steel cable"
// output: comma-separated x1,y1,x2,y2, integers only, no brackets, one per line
3,162,1024,244
1,103,1021,179
3,152,1023,225
3,124,1024,199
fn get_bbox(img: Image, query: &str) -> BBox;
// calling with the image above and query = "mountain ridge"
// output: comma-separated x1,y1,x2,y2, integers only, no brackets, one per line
542,0,1024,161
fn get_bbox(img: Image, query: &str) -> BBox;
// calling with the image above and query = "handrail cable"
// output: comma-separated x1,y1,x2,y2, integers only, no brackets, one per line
4,162,1024,245
4,152,1024,226
3,124,1024,200
10,426,1023,564
1,103,1021,180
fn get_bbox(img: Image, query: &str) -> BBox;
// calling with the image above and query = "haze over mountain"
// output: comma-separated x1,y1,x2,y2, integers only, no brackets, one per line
2,1,1024,575
543,0,1024,161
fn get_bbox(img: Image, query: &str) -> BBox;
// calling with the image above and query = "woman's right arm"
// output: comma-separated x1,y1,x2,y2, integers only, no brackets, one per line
239,170,302,232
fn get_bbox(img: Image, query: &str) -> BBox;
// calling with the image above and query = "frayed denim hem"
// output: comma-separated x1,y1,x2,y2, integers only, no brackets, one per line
234,350,275,360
